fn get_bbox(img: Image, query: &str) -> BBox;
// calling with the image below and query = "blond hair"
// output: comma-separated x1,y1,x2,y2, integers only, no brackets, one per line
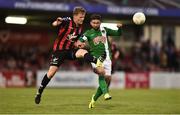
73,6,86,15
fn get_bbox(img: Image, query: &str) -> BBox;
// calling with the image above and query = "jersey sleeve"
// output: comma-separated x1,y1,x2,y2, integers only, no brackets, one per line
57,17,70,28
105,27,122,36
79,31,89,42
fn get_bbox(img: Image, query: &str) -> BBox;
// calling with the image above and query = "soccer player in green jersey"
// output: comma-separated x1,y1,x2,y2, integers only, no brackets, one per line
77,14,122,108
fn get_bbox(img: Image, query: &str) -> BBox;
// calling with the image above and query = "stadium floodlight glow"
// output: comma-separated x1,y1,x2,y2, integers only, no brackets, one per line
101,23,118,30
5,16,27,24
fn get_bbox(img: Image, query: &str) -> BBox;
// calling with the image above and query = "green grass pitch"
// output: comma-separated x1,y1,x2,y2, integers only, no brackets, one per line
0,88,180,114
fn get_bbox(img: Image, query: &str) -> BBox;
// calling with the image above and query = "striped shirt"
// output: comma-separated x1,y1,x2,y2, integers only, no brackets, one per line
53,17,83,51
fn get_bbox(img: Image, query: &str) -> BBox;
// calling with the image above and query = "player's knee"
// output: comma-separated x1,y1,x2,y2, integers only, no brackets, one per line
94,67,105,76
75,49,88,58
106,76,111,82
47,66,58,78
106,76,111,81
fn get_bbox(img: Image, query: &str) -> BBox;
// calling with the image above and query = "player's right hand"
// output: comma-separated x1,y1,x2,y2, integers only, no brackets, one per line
52,17,63,26
117,23,123,28
56,17,63,22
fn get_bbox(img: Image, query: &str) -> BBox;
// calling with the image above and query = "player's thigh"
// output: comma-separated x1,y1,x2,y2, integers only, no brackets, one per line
49,51,65,77
103,60,112,86
50,50,65,66
75,49,88,58
103,59,112,76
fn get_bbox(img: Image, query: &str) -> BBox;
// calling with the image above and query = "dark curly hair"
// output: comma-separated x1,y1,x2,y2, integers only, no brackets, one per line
90,14,102,21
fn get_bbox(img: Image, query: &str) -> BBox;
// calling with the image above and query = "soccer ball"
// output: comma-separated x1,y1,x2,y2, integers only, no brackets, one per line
133,12,146,25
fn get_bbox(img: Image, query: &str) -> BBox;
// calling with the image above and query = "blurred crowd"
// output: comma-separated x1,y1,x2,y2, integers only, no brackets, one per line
112,39,180,72
0,44,49,72
0,44,91,72
0,38,180,72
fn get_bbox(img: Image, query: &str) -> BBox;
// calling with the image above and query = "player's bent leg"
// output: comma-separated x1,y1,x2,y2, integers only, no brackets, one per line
75,49,97,64
75,49,106,67
35,66,58,104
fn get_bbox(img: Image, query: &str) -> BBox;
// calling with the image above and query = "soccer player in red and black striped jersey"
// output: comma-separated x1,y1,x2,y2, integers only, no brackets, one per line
35,6,106,104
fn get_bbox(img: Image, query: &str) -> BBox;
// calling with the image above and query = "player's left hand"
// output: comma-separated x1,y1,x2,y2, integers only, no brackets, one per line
117,23,123,28
74,40,86,48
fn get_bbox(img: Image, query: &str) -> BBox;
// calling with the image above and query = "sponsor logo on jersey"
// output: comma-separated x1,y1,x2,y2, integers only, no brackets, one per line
93,36,106,45
67,32,77,42
53,57,58,62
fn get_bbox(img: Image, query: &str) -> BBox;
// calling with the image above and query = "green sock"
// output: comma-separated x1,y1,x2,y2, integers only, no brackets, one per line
93,76,109,101
99,76,108,94
93,87,102,101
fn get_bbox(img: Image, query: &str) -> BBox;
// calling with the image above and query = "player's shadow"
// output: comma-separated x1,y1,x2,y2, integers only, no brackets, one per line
60,103,87,106
100,103,123,109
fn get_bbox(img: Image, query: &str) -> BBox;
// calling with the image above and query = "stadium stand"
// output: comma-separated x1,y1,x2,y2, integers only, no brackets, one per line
28,0,180,9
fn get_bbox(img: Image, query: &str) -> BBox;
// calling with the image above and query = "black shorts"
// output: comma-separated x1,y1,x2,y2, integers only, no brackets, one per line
50,49,78,67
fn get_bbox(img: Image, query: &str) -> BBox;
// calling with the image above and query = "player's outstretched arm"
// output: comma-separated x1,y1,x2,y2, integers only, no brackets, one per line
106,23,123,36
52,17,63,26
